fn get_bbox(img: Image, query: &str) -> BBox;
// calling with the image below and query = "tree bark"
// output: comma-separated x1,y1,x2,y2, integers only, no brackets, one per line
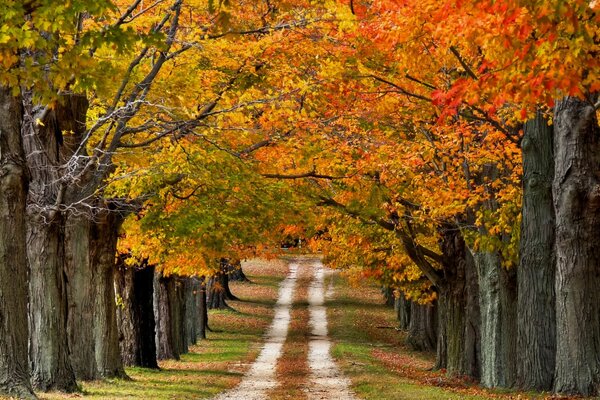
65,216,96,380
552,97,600,396
406,302,437,352
116,261,158,369
228,260,250,282
184,278,198,347
382,287,395,307
28,214,77,392
436,226,480,379
154,274,187,360
207,261,235,309
394,293,411,330
197,277,208,339
471,250,517,388
0,88,36,399
24,93,88,392
90,209,126,379
517,112,556,391
154,273,176,360
170,277,187,356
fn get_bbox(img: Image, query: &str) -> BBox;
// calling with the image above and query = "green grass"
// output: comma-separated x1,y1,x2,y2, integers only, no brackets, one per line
30,258,288,400
326,273,489,400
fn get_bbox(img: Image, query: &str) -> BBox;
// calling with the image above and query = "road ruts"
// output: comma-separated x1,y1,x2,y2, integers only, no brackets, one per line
305,261,358,400
214,262,298,400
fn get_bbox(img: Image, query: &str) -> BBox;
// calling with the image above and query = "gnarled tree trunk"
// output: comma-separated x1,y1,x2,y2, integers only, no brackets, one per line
154,273,176,360
116,260,158,369
0,88,36,399
517,112,556,391
28,214,77,392
471,249,517,388
65,216,96,380
394,293,411,330
406,302,437,352
228,260,250,282
155,274,188,360
436,226,480,379
91,209,126,379
24,93,88,392
382,287,395,307
197,277,208,339
184,278,198,347
553,97,600,396
207,260,236,309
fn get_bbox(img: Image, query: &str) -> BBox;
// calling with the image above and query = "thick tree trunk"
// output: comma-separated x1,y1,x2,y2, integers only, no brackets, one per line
517,112,556,391
0,88,36,399
154,273,176,360
184,278,198,347
115,263,137,366
552,97,600,396
90,210,126,379
169,277,187,356
228,260,250,282
116,261,158,369
154,274,187,360
207,264,233,309
406,302,437,352
197,278,208,339
394,293,411,330
65,216,96,380
382,287,395,307
24,93,88,392
436,227,480,379
28,216,77,392
471,250,517,388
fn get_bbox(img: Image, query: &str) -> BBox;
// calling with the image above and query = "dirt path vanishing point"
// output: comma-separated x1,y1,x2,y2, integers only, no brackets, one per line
214,262,298,400
213,258,357,400
305,260,358,400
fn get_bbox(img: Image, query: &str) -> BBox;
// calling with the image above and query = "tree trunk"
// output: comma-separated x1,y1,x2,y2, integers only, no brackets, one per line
436,227,480,379
197,278,208,339
552,97,600,396
28,215,77,392
154,274,187,360
382,287,395,307
116,261,158,369
24,93,88,392
90,209,126,379
154,273,175,360
517,112,556,391
394,293,411,330
184,278,198,347
406,302,437,352
0,88,36,399
65,216,96,380
115,262,137,366
207,265,233,309
471,250,517,388
228,260,250,282
169,277,187,356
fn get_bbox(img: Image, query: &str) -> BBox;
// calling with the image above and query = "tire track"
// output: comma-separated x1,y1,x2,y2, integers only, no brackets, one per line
214,262,298,400
305,261,358,400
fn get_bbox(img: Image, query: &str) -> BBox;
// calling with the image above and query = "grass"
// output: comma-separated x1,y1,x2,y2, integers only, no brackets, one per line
325,272,572,400
25,258,289,400
267,260,312,400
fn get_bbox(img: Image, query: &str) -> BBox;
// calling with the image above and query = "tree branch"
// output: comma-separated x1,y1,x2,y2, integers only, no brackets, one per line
449,46,478,80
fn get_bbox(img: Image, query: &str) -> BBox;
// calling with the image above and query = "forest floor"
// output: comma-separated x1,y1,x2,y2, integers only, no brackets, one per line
7,256,588,399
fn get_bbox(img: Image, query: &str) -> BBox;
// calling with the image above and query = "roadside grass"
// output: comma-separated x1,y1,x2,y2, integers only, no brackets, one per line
32,258,288,400
325,272,565,400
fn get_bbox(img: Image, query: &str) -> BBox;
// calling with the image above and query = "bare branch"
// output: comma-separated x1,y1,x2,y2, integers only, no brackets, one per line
449,46,478,80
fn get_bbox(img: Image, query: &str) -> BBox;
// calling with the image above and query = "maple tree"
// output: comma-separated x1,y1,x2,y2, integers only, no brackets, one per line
1,0,600,398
